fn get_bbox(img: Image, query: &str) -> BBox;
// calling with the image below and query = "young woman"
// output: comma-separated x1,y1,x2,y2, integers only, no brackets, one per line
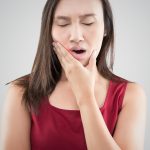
1,0,147,149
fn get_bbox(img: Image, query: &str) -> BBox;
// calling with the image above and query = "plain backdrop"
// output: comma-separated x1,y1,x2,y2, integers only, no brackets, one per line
0,0,150,149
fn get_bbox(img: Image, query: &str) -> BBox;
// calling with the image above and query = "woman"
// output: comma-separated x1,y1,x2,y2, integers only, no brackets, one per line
1,0,147,149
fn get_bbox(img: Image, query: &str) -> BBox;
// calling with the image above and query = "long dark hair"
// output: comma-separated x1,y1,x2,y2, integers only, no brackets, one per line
6,0,129,113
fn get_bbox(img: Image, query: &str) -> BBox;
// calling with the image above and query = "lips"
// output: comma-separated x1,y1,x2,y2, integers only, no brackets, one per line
70,46,86,51
72,49,86,54
67,46,87,60
69,50,86,60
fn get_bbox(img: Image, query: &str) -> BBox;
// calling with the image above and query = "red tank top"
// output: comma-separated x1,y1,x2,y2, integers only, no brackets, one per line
30,80,128,150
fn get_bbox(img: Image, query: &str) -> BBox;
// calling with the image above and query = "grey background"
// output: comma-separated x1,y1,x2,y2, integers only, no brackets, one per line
0,0,149,149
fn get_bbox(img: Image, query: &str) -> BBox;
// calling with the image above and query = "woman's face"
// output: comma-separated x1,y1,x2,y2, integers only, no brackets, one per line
51,0,105,66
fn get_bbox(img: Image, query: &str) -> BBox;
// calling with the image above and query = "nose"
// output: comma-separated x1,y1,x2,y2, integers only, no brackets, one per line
69,24,84,43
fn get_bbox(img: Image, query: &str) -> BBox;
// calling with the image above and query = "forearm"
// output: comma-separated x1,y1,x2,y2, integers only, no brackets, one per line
78,95,121,150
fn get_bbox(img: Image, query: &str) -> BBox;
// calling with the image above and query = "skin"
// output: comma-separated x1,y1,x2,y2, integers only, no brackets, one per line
0,0,147,149
51,0,147,149
51,0,105,82
51,0,109,108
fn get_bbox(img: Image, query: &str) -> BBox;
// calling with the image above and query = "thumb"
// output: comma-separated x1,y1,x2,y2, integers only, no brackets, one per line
86,49,97,71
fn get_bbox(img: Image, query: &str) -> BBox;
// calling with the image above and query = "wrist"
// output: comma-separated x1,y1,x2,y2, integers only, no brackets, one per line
77,93,96,108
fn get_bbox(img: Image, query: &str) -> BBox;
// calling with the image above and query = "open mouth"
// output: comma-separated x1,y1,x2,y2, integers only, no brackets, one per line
72,50,86,54
70,49,86,60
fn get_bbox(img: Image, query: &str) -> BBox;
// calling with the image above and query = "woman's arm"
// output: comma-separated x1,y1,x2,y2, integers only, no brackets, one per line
78,82,147,150
113,83,147,150
0,83,31,150
52,41,147,149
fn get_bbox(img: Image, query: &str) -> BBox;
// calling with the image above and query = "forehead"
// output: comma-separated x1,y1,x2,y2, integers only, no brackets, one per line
54,0,103,20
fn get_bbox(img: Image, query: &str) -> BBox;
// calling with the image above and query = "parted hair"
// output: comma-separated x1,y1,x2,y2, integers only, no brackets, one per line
6,0,129,113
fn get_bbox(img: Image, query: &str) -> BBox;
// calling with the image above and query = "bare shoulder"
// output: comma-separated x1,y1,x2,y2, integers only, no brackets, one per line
123,82,147,107
0,82,31,150
113,81,147,149
4,82,29,112
7,82,25,100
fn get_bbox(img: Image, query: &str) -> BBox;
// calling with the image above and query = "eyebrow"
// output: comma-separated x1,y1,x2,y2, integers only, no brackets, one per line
55,13,97,20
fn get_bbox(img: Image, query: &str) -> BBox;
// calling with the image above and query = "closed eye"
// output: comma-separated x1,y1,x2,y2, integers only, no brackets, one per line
58,24,69,27
83,23,94,26
58,22,94,27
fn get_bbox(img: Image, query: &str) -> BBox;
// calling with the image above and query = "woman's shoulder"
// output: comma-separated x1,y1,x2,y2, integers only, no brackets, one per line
6,77,26,98
3,80,31,126
1,82,31,149
5,81,28,112
122,81,147,108
110,75,147,107
5,74,30,106
4,73,31,113
113,81,147,149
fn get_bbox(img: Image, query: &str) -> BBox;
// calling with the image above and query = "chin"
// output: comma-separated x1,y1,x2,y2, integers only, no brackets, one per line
78,58,89,67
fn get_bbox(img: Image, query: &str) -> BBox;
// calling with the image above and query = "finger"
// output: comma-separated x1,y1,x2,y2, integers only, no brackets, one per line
53,43,70,70
53,42,70,63
54,42,78,64
86,49,97,71
53,46,66,69
53,41,82,71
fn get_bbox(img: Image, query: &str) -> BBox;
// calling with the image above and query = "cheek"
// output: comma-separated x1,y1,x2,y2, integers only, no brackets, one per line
88,26,104,48
51,26,66,41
